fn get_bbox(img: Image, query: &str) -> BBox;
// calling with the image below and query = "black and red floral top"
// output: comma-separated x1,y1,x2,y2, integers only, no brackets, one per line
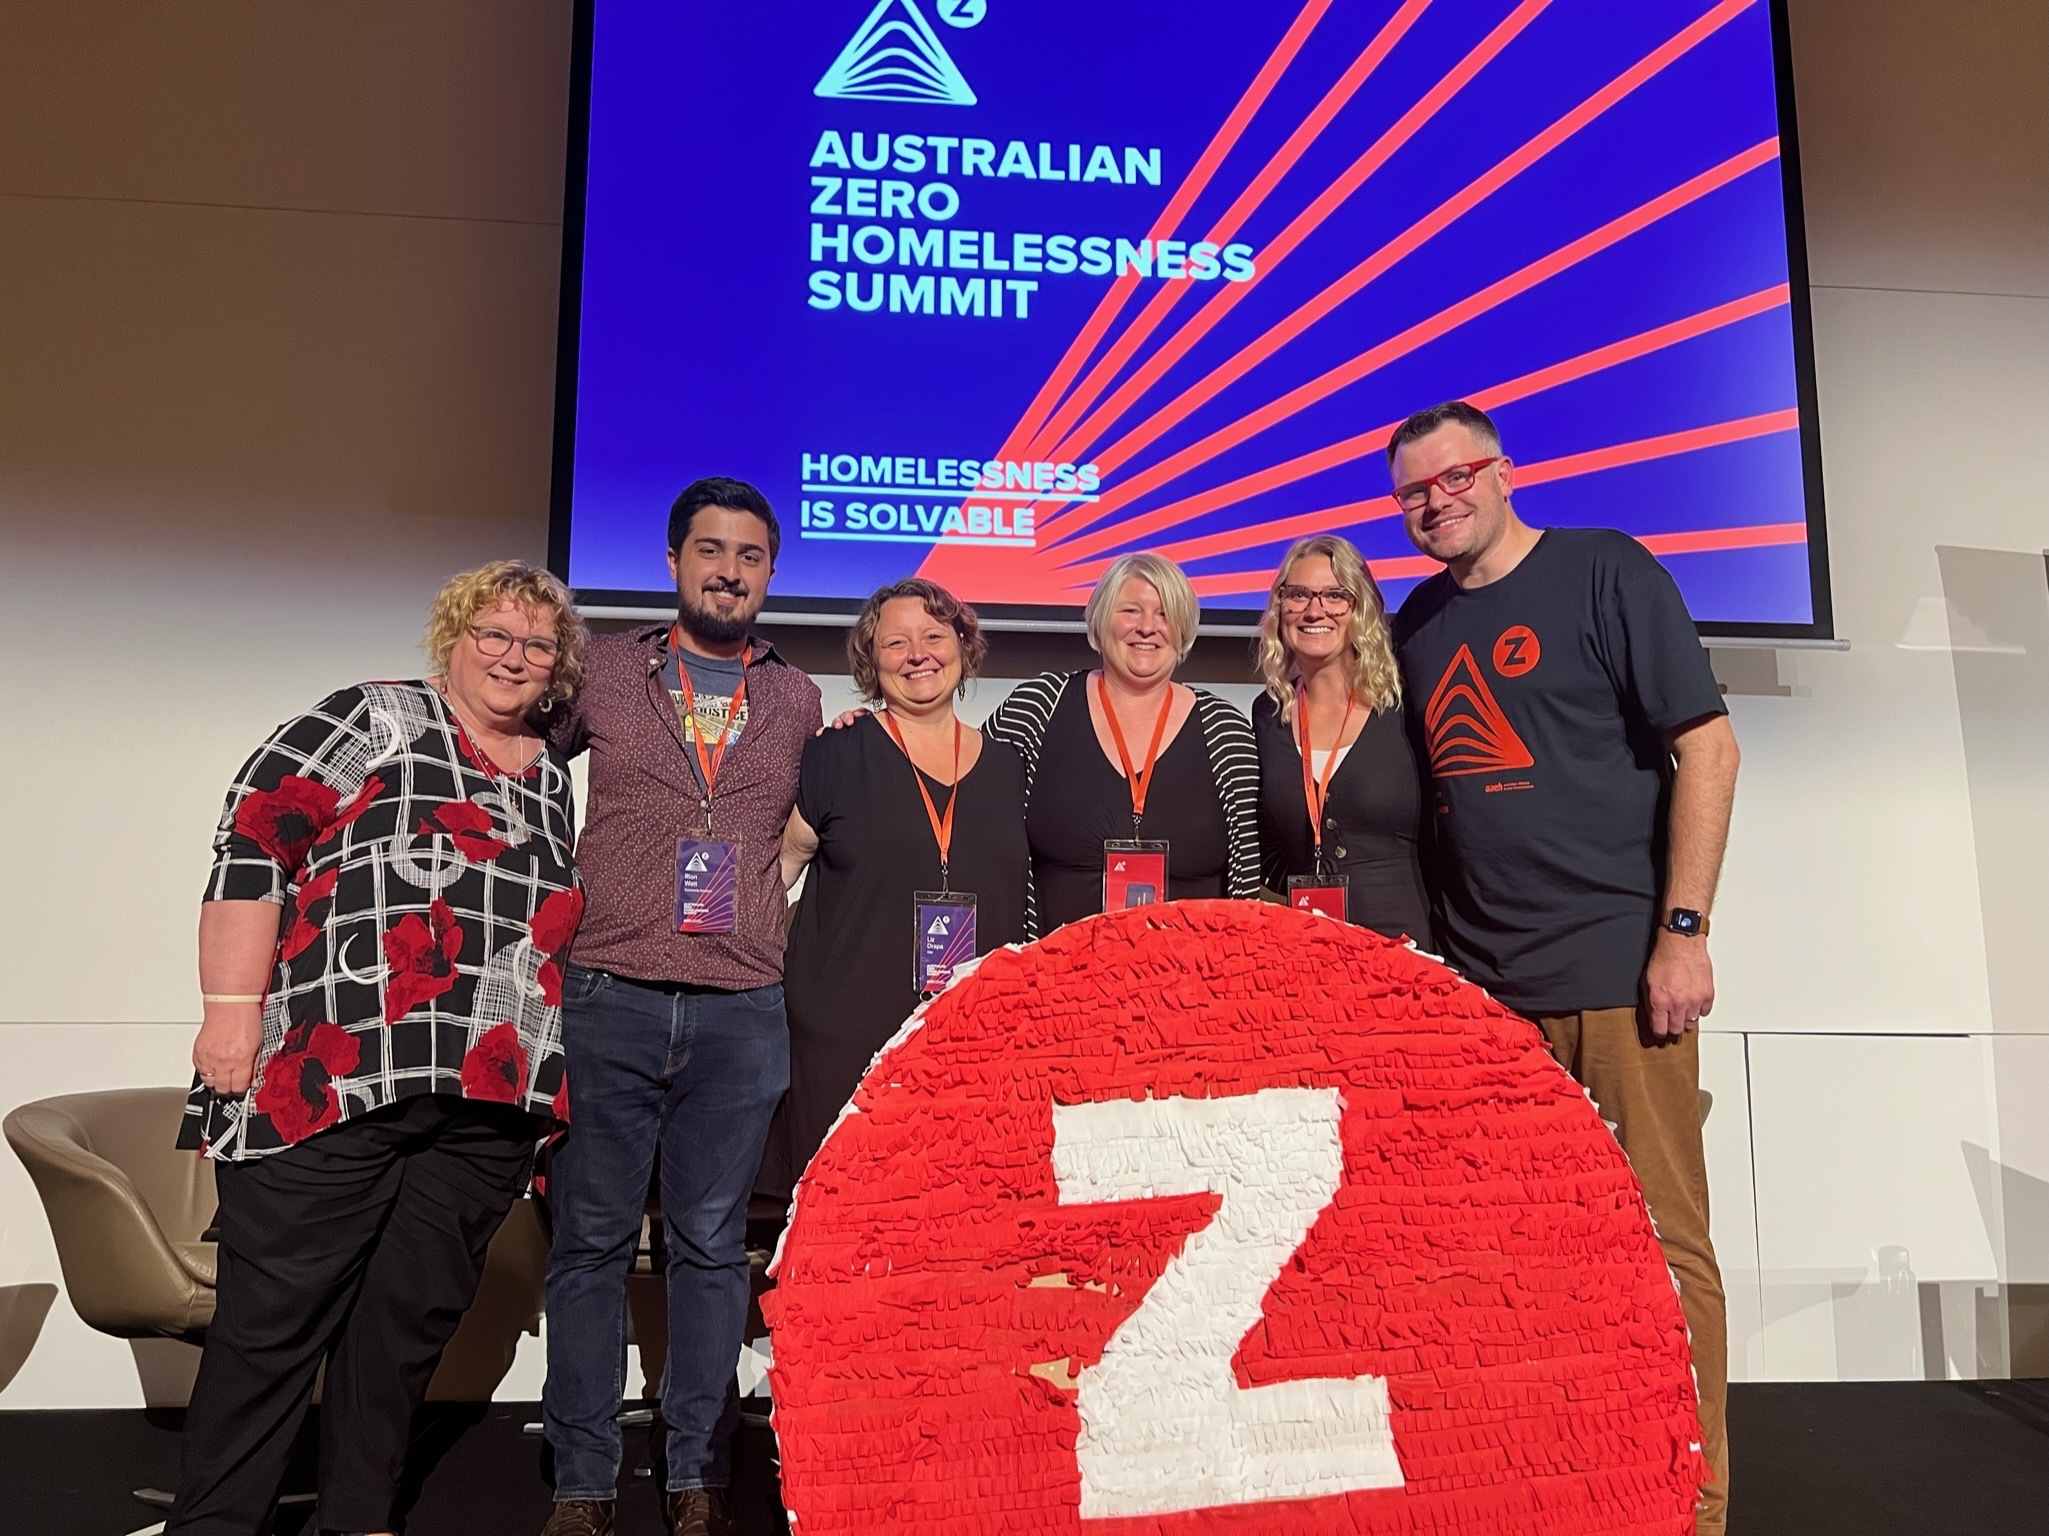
179,681,581,1161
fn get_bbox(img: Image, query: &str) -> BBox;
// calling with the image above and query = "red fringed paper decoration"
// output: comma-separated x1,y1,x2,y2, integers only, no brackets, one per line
765,901,1706,1534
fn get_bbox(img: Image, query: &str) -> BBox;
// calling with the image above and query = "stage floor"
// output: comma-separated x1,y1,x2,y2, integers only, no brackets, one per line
5,1381,2044,1535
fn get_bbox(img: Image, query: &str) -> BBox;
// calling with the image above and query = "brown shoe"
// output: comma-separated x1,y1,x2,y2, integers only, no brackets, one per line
541,1499,615,1536
665,1486,733,1536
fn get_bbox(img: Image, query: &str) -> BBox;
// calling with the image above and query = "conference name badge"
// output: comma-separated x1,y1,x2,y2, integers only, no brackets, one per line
913,891,977,995
1286,873,1349,923
676,837,740,934
1102,840,1169,912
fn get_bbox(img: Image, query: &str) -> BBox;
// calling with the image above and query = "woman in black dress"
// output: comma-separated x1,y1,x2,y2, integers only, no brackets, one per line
1253,534,1430,943
763,579,1028,1195
984,552,1260,936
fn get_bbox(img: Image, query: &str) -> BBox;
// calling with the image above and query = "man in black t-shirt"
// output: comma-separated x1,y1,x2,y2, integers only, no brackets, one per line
1386,401,1740,1536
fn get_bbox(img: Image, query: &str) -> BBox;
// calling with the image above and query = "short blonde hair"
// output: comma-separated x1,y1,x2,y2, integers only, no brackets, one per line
1084,553,1200,660
423,560,589,706
1255,535,1401,713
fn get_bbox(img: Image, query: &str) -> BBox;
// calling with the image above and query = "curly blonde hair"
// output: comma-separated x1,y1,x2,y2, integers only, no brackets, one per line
423,560,588,707
1255,535,1401,713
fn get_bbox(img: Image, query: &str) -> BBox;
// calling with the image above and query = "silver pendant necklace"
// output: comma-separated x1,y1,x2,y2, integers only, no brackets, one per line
433,678,539,777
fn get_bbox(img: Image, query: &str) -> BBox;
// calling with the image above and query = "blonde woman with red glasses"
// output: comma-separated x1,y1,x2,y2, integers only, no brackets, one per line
1253,534,1429,943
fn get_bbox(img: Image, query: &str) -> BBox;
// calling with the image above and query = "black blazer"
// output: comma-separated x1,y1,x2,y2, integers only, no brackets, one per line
1252,692,1432,945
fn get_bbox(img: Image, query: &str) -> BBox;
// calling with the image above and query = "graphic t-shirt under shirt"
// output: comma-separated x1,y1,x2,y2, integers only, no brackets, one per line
1391,527,1725,1015
662,647,750,770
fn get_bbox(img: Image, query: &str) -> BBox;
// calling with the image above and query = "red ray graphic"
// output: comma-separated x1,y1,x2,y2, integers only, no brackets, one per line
1517,407,1800,488
1170,411,1803,595
1425,644,1535,776
1044,0,1751,491
1077,497,1399,583
1028,0,1550,525
1000,0,1333,455
1052,284,1793,578
1044,137,1782,567
1471,284,1788,411
1640,520,1808,556
1085,426,1398,568
926,1,1545,598
1183,522,1811,602
1024,0,1433,461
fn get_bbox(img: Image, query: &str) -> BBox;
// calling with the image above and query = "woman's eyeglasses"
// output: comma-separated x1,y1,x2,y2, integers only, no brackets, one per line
468,625,560,668
1277,586,1356,613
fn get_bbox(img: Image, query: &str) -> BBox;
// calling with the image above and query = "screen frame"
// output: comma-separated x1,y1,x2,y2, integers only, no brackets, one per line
547,0,1834,642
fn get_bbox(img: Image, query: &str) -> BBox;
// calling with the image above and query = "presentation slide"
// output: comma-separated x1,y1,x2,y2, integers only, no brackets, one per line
558,0,1828,632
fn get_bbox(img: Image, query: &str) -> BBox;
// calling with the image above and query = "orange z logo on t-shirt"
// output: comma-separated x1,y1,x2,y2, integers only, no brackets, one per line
1492,624,1540,677
1425,644,1535,777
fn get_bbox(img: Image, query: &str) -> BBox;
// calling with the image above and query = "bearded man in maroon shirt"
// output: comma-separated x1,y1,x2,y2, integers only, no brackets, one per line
538,477,821,1536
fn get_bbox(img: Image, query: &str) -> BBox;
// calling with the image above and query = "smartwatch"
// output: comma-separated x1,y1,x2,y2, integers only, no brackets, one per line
1664,907,1709,938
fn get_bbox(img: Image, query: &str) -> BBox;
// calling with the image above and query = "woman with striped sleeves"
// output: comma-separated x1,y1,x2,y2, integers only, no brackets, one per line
983,552,1260,937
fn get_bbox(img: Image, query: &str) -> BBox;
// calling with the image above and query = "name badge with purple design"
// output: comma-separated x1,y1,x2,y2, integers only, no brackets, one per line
676,838,740,934
913,891,977,995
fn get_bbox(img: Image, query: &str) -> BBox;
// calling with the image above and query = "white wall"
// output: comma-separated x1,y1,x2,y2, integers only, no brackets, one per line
1,0,2043,1407
1697,0,2049,1381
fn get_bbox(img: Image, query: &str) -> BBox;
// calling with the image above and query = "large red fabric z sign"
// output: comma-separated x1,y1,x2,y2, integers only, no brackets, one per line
1051,1088,1404,1515
765,903,1704,1534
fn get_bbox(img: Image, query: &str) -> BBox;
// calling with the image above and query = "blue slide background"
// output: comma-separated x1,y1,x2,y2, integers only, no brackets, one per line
561,0,1822,628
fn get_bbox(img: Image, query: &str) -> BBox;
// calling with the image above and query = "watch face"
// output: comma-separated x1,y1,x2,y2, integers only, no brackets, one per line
1668,909,1705,936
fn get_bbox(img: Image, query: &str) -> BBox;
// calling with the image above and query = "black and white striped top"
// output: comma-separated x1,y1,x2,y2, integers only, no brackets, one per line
984,670,1261,936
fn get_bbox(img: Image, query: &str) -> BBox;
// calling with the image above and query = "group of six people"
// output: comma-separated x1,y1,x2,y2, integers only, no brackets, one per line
170,400,1739,1536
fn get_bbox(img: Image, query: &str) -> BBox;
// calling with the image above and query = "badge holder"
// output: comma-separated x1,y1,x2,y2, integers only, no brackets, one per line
1286,871,1349,922
677,836,741,934
1103,840,1169,911
913,891,977,994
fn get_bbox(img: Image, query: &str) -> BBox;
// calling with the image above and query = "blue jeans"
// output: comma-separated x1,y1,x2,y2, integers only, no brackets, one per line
542,965,789,1498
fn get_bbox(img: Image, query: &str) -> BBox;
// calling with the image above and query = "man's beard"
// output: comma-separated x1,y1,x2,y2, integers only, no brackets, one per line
677,584,755,646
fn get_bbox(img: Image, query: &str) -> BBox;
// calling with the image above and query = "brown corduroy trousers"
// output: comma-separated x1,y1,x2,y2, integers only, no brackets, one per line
1531,1008,1729,1536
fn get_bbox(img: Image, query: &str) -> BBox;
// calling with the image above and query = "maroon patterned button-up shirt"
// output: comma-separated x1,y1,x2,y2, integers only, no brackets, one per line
551,625,822,990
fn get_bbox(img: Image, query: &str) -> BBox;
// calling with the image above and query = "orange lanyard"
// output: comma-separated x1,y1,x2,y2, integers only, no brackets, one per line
1296,683,1357,852
670,627,751,802
882,712,962,882
1097,672,1173,825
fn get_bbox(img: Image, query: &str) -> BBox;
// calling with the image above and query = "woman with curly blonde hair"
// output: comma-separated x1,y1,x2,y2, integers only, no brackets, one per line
171,560,588,1536
1252,535,1429,942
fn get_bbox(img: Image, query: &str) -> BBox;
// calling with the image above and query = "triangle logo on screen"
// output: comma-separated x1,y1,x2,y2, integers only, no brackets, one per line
816,0,977,107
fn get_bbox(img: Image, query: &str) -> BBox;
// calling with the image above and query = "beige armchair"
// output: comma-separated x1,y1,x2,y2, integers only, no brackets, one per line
4,1087,215,1341
4,1086,548,1397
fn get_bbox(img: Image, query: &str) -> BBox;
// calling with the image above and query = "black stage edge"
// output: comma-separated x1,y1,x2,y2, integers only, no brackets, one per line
4,1383,2043,1536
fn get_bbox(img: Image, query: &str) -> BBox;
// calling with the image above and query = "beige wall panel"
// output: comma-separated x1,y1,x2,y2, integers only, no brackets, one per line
0,0,572,225
1709,284,2047,1036
1698,1033,1765,1382
1787,0,2048,297
1749,1033,2002,1380
1989,1035,2048,1285
2,193,561,526
1,192,561,1023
